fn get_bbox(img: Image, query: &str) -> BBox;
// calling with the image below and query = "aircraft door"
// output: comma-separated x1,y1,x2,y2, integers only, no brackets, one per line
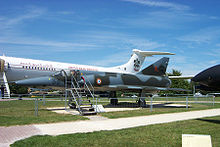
0,59,5,72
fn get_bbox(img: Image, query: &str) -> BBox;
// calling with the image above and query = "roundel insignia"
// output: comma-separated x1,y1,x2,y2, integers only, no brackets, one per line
96,78,102,85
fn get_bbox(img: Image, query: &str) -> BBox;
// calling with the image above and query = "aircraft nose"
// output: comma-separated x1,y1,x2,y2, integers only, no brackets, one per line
191,70,210,83
191,65,220,83
191,74,202,82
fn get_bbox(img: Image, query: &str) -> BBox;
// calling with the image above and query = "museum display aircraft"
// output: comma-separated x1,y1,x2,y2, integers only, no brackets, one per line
0,49,177,107
169,64,220,91
191,64,220,91
0,49,174,92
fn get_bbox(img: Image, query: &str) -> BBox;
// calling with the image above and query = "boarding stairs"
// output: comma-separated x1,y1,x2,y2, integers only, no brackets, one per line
66,71,96,115
0,72,10,98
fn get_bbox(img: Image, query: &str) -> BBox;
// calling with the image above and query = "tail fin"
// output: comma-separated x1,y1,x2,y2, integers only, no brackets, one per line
139,57,169,76
114,49,174,73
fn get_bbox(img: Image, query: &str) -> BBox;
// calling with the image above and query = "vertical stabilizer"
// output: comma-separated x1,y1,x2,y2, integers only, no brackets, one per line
139,57,169,76
114,49,174,73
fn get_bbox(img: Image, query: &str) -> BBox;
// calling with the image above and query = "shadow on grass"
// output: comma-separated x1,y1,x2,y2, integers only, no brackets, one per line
103,102,189,109
196,118,220,124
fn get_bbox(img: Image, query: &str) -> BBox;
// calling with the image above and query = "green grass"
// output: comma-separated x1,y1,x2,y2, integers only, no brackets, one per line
11,115,220,147
214,97,220,101
0,100,87,126
1,99,219,126
101,103,220,119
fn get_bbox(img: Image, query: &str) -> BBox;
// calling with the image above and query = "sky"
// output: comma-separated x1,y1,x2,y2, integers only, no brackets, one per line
0,0,220,75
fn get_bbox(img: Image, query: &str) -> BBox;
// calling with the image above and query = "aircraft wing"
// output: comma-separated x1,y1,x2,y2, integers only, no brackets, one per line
103,85,190,91
168,75,194,79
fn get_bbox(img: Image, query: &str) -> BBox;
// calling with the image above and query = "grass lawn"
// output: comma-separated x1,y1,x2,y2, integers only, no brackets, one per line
214,97,220,101
11,115,220,147
101,103,220,119
1,98,220,126
0,100,87,126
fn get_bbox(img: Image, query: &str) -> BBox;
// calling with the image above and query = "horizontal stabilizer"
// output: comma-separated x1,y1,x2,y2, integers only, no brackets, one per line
113,49,175,73
133,49,175,57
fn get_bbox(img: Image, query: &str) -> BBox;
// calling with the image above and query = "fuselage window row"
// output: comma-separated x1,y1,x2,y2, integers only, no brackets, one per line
22,66,56,71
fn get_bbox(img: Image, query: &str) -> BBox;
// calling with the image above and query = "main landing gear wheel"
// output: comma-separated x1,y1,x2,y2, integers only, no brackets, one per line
137,98,146,107
110,98,118,105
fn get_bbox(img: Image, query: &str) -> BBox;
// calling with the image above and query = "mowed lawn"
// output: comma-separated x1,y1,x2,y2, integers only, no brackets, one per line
1,99,220,126
0,100,87,126
101,103,220,119
12,115,220,147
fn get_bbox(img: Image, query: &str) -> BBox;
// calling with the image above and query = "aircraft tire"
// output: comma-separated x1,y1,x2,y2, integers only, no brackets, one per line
110,98,118,105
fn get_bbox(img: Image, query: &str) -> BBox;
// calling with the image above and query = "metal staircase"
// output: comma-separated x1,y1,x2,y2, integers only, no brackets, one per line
0,72,10,98
66,71,96,115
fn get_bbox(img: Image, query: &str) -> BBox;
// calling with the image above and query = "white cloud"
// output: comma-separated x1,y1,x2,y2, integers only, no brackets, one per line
0,36,97,51
83,31,166,66
56,11,75,15
122,0,190,11
206,49,220,57
71,31,165,51
177,27,220,44
209,16,219,20
208,60,219,65
90,51,131,67
119,10,200,29
0,7,46,30
0,29,165,54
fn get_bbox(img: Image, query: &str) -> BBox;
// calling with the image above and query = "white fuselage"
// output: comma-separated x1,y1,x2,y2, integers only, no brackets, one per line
0,56,129,82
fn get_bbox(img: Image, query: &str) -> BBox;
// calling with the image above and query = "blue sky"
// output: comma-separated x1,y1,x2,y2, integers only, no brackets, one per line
0,0,220,75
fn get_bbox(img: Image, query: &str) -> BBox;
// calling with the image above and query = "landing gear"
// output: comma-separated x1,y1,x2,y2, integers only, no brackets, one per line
110,98,118,105
109,91,118,105
68,98,76,109
137,90,147,107
137,98,146,107
69,102,76,109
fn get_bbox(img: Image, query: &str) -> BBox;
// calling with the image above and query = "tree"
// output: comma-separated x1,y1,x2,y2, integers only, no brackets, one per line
160,69,191,94
9,83,28,94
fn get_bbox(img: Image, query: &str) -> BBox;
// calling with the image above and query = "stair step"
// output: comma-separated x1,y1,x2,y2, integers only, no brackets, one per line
0,72,10,98
67,76,95,115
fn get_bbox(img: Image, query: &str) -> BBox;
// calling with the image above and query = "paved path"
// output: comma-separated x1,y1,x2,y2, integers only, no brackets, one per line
1,109,220,147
